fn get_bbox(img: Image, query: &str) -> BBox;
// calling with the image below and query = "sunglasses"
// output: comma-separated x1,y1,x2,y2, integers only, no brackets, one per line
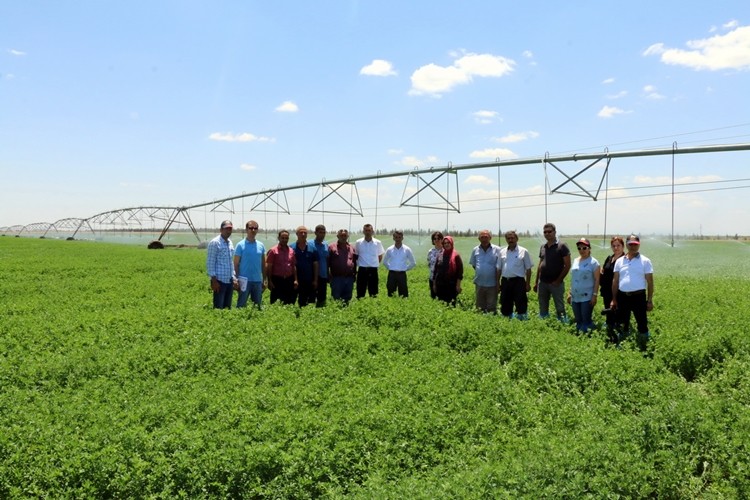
247,226,259,230
577,246,590,250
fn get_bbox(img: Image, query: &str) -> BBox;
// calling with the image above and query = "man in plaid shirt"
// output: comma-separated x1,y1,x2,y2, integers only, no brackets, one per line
206,220,238,309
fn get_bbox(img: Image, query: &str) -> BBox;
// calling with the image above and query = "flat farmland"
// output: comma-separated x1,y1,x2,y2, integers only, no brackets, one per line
1,236,749,497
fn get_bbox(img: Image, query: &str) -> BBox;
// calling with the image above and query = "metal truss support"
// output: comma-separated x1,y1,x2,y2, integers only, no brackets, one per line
158,208,201,242
546,152,611,201
248,189,291,214
307,180,363,216
400,167,461,212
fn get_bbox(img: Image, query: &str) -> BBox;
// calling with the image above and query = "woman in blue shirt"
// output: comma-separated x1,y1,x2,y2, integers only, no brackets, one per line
567,238,600,333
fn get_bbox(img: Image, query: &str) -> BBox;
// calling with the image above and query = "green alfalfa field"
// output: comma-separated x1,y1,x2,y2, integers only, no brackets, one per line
1,236,749,498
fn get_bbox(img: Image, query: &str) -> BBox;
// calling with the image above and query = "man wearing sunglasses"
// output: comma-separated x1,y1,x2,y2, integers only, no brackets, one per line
233,220,266,309
533,223,571,321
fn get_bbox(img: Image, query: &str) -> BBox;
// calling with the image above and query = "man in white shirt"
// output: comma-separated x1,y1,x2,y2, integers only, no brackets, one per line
499,230,534,320
382,230,417,297
611,234,654,350
354,223,385,298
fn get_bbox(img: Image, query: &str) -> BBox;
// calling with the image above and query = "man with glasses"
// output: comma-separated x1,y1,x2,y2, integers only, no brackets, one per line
533,223,571,321
233,220,266,309
611,234,654,350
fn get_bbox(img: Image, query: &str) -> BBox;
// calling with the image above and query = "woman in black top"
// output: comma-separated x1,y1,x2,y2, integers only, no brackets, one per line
600,236,625,339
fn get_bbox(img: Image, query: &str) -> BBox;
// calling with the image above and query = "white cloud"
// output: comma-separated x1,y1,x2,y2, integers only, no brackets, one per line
643,85,665,99
240,164,258,171
395,155,440,167
597,105,630,118
643,25,750,70
724,20,740,30
473,110,500,124
602,77,615,84
387,148,404,155
208,132,274,143
409,52,515,96
275,101,299,112
493,131,539,143
469,148,518,159
464,175,494,185
3,73,15,80
606,90,628,99
522,50,534,58
8,49,26,56
360,59,397,76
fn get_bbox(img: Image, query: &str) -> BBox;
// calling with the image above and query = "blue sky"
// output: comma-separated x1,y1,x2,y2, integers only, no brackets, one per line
2,1,750,236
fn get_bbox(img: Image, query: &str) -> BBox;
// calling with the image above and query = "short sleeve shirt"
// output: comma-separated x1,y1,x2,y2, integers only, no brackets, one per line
234,239,265,282
538,240,571,283
614,253,653,292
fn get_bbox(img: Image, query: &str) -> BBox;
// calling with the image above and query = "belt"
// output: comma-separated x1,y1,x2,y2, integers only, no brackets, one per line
622,289,645,296
502,276,524,280
388,270,407,273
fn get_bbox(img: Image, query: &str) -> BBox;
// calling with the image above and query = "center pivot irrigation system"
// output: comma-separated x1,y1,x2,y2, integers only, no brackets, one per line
3,142,750,247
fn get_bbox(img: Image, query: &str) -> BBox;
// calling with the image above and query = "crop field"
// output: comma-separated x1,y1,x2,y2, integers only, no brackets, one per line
1,236,750,498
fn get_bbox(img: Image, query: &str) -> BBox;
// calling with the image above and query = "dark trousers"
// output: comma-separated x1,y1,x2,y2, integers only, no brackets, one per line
436,281,458,306
616,290,649,334
297,279,315,307
357,267,379,298
316,277,328,307
500,277,527,317
386,270,408,297
213,281,234,309
270,275,296,305
428,279,437,299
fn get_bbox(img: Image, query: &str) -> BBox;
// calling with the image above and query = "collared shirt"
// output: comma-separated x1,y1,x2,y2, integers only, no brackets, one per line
469,243,500,287
354,237,384,268
570,256,600,302
328,241,356,277
266,245,296,278
291,242,319,283
538,239,571,283
314,240,329,278
614,253,653,292
234,238,265,282
500,245,533,279
206,234,235,283
383,244,416,272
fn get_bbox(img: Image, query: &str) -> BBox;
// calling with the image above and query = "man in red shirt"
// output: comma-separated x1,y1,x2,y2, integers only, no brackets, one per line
266,230,298,305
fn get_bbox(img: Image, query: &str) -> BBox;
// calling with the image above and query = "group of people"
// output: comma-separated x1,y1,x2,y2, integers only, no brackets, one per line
206,220,654,347
205,221,416,310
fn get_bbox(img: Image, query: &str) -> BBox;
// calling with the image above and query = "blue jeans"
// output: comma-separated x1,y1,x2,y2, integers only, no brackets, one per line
572,300,594,332
330,276,354,304
237,281,263,308
213,281,234,309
